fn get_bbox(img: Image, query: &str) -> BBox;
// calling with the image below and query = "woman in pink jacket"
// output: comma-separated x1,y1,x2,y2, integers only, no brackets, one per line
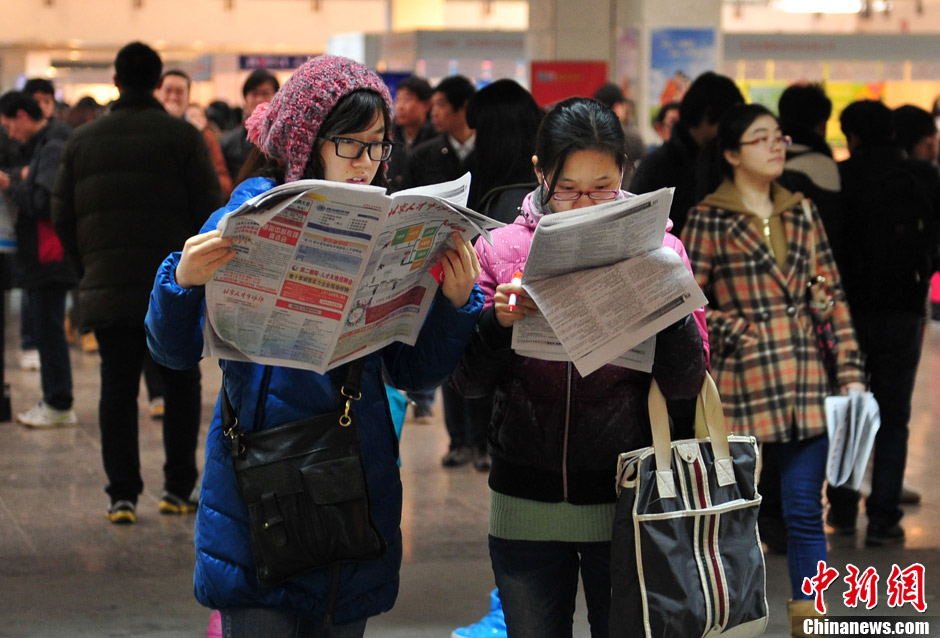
451,97,709,638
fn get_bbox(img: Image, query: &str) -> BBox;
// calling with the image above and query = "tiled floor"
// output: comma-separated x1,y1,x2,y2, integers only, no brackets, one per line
1,302,938,637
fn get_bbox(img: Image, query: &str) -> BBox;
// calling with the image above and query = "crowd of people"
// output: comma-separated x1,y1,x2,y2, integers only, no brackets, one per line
0,39,938,638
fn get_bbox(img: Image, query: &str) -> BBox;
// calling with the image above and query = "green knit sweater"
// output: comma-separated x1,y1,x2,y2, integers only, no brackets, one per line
490,490,617,542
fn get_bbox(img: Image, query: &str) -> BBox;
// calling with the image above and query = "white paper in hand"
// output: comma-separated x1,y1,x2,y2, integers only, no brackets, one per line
825,390,880,490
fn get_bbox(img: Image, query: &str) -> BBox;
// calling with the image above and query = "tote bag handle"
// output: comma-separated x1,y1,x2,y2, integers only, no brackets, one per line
648,373,735,496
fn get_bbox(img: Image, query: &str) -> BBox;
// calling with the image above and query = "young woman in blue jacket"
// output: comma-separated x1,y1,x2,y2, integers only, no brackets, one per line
145,55,482,638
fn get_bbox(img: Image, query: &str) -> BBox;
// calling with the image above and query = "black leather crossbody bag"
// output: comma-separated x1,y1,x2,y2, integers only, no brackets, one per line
221,359,387,587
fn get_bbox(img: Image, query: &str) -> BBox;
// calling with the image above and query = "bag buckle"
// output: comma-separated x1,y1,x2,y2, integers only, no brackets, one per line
223,415,239,440
339,385,361,427
223,415,247,457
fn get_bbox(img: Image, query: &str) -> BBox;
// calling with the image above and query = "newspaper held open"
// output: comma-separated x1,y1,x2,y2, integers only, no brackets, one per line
203,174,501,373
512,187,707,377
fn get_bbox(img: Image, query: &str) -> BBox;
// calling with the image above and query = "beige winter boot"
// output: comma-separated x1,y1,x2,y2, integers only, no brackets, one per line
789,599,823,638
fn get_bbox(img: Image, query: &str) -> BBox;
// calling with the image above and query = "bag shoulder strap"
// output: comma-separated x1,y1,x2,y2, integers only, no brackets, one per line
221,359,367,438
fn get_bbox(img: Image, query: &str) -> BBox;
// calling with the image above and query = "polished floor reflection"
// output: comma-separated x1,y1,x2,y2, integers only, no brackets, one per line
1,307,938,637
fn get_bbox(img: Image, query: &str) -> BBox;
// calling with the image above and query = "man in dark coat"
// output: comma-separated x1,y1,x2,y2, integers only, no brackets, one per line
387,75,436,193
629,71,743,236
410,75,476,189
408,75,488,469
52,41,223,525
826,100,940,547
219,68,279,184
0,91,77,427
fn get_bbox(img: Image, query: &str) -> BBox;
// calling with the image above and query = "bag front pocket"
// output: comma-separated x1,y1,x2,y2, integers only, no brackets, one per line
233,412,386,587
300,455,383,564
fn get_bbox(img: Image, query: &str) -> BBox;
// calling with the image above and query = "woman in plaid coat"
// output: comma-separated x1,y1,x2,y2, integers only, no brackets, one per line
680,104,866,636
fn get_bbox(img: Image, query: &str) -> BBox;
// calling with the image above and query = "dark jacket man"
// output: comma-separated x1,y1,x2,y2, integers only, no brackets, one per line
51,41,222,520
629,124,701,235
220,69,279,183
53,90,221,326
630,71,744,236
0,91,77,425
411,133,473,187
409,75,476,189
388,119,436,193
5,112,75,289
826,99,940,546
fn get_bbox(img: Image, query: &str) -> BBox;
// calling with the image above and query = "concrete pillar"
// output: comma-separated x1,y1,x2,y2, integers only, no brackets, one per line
0,50,28,92
528,0,616,61
0,51,55,93
527,0,722,142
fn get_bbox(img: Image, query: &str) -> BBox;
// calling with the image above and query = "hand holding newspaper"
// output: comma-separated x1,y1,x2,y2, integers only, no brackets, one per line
202,174,501,373
512,187,707,377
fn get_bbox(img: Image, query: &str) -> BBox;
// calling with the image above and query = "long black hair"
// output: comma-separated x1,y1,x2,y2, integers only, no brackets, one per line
533,97,627,207
465,79,543,209
697,103,777,200
236,89,392,189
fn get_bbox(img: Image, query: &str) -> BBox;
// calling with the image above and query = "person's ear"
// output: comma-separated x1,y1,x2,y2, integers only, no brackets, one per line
724,148,741,168
532,155,545,186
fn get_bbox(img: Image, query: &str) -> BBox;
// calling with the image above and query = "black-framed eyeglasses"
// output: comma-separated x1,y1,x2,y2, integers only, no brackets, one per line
739,134,792,149
323,136,394,162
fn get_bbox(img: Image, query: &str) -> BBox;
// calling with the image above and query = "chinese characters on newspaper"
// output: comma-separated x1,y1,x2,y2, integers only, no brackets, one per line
203,174,499,373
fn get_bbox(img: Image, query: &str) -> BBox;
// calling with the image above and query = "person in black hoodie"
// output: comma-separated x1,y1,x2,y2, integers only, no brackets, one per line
0,91,77,427
386,75,436,193
630,71,743,236
827,100,940,547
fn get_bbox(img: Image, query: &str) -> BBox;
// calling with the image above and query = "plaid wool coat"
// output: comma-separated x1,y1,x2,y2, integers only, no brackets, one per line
681,181,865,443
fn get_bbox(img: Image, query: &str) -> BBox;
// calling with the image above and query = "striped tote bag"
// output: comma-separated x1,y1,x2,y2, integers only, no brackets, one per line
610,374,768,638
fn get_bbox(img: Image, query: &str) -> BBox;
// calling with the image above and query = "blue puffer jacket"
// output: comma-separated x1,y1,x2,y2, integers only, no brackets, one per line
145,177,483,623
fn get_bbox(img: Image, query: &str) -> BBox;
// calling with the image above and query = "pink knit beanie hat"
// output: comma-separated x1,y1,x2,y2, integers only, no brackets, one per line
245,55,392,183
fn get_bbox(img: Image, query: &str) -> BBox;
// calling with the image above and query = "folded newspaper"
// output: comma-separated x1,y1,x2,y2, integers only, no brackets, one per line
825,390,881,490
202,174,502,373
512,187,707,377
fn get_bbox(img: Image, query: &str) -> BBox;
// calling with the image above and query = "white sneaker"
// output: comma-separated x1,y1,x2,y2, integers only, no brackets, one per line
19,349,40,371
16,402,78,428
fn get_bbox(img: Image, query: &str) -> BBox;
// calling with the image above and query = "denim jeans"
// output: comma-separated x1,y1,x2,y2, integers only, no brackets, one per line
827,312,923,529
489,535,611,638
442,382,492,451
220,608,367,638
95,324,201,502
765,434,828,600
27,287,73,410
